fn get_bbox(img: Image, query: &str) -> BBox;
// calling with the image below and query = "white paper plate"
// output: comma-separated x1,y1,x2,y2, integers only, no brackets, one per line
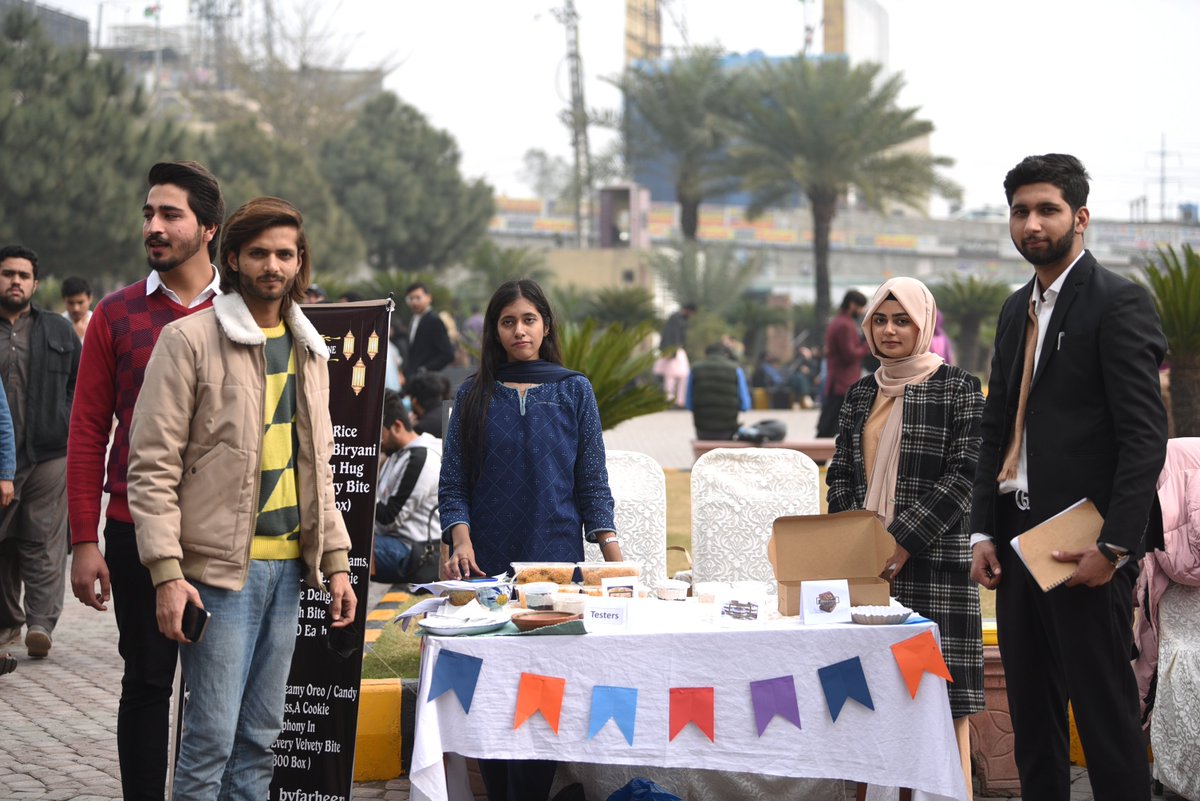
418,618,509,637
850,605,913,625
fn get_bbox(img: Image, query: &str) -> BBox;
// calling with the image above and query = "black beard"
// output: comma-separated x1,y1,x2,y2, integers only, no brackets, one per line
0,295,29,314
1015,228,1075,267
146,229,205,274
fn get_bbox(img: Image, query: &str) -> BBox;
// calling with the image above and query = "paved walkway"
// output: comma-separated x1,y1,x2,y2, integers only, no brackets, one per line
0,409,1177,800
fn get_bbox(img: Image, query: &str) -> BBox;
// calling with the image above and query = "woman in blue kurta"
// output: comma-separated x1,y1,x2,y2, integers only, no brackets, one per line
437,279,621,801
439,278,621,579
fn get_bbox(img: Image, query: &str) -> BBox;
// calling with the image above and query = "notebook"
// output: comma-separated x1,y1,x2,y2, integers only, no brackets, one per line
1011,499,1105,591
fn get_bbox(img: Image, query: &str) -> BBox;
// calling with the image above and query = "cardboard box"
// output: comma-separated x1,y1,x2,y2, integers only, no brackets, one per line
767,510,895,616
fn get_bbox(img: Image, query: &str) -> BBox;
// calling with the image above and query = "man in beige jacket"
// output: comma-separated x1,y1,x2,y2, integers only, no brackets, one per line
128,196,355,801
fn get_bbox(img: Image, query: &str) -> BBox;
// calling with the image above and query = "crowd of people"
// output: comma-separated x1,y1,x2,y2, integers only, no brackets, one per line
0,151,1194,801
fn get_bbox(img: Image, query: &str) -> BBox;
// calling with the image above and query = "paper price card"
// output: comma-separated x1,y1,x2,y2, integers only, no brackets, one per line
584,597,628,632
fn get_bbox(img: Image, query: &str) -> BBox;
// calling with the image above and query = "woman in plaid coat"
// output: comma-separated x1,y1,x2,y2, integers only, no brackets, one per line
827,277,984,789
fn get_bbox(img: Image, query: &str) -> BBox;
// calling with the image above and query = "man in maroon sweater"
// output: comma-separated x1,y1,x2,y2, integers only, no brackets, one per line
815,289,870,438
67,161,224,800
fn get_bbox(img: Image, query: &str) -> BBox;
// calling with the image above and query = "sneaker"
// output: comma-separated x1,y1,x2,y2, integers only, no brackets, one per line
0,626,19,648
1,652,15,676
25,627,51,659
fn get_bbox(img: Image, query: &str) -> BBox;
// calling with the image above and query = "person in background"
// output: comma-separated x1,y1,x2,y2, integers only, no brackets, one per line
816,290,869,437
373,390,442,584
826,277,984,797
654,302,696,407
687,343,753,441
60,276,94,340
439,278,621,801
407,372,451,438
0,348,20,653
303,284,326,304
930,309,956,364
404,282,455,382
1132,438,1200,801
0,244,81,662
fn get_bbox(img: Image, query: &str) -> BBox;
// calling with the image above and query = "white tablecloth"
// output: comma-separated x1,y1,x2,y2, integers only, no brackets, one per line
410,616,967,801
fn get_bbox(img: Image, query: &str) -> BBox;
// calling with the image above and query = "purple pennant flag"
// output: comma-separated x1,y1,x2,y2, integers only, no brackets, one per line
427,650,484,713
749,675,802,736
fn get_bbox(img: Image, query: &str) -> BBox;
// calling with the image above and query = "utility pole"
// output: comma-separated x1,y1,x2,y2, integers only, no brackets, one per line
1151,133,1181,222
554,0,593,249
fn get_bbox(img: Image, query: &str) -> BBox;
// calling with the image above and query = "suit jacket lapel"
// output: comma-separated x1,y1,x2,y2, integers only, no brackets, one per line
1031,253,1093,389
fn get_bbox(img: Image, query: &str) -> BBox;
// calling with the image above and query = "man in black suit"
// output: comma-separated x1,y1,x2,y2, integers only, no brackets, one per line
402,282,454,383
970,154,1167,801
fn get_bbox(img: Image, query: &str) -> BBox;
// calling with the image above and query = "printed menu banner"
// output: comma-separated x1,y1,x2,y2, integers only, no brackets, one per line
268,299,391,801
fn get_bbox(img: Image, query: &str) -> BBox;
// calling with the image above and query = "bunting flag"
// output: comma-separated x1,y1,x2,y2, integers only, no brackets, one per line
749,675,803,736
818,656,875,722
514,673,567,734
890,630,954,699
669,687,715,742
427,650,484,714
588,686,638,745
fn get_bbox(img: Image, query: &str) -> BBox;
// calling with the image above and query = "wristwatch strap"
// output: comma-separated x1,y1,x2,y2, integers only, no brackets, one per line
1096,541,1129,568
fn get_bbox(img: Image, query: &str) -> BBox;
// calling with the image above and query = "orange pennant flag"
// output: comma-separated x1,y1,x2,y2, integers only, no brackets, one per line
669,687,715,742
890,630,954,699
514,673,567,734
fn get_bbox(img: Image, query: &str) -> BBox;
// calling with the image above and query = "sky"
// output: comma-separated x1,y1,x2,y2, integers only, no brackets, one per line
46,0,1200,222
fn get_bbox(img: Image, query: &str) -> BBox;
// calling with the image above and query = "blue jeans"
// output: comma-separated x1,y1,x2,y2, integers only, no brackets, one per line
174,559,303,801
372,534,413,583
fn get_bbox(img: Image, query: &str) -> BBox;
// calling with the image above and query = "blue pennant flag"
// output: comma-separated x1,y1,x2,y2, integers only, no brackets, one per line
427,650,484,714
818,656,874,722
588,685,638,745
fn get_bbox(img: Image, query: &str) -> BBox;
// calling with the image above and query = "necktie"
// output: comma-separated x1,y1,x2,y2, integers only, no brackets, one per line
998,297,1037,482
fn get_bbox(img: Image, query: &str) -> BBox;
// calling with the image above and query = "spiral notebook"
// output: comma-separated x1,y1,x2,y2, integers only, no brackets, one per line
1011,499,1105,591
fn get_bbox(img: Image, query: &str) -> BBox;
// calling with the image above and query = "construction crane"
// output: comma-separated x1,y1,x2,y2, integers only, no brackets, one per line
553,0,592,248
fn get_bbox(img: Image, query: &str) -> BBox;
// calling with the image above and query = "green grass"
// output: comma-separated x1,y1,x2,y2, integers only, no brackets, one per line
361,468,996,680
360,596,425,680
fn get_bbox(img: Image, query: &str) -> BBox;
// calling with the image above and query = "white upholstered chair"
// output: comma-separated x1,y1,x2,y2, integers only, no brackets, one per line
581,449,669,584
690,447,820,586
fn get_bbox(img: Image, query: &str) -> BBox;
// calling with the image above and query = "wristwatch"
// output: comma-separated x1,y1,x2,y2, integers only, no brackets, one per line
1096,541,1129,570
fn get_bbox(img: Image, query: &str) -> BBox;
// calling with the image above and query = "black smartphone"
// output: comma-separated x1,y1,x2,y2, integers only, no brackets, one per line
181,600,211,643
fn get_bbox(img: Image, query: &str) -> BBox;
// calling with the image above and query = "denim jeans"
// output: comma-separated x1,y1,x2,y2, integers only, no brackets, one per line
372,534,412,583
174,558,303,801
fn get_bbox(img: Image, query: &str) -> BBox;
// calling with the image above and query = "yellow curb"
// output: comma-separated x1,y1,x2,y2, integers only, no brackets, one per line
364,628,383,644
367,609,396,622
381,592,411,604
354,679,403,781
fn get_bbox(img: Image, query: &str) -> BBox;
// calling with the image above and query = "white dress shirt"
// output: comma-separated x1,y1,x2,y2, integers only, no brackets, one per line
146,265,221,309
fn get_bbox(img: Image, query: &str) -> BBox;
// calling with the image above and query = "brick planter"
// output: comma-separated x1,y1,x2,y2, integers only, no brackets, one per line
969,645,1021,796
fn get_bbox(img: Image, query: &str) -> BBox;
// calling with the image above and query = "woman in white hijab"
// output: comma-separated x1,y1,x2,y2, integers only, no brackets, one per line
827,277,985,797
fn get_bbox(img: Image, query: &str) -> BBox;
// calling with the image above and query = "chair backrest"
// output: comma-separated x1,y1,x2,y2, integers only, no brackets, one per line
690,447,820,586
582,450,668,584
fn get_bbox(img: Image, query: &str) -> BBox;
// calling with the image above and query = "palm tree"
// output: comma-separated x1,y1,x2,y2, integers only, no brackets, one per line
729,56,959,327
466,241,551,289
600,46,743,241
559,320,670,430
931,275,1011,375
585,287,660,330
648,242,761,319
1140,245,1200,436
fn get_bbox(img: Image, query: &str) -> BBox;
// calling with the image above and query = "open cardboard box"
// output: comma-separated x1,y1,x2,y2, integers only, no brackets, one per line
767,510,895,616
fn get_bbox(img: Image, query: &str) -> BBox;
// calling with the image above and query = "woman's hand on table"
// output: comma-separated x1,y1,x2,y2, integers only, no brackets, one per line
444,542,483,580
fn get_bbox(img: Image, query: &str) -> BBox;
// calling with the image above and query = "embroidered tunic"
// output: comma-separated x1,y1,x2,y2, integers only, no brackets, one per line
439,375,615,575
